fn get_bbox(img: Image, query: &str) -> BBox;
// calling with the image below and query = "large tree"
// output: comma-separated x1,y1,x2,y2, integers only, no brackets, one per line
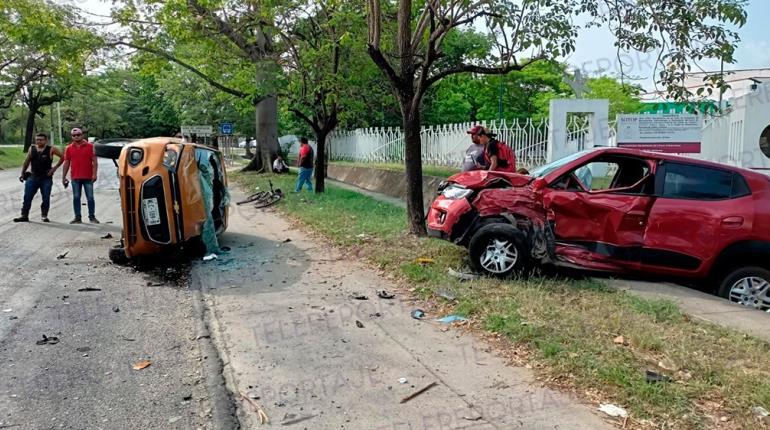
366,0,746,235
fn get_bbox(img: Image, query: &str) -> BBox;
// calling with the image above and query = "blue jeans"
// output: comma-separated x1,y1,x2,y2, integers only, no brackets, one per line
21,176,53,217
71,179,95,219
295,167,314,192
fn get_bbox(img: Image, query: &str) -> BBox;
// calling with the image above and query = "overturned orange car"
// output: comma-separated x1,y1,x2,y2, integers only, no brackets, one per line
96,137,229,263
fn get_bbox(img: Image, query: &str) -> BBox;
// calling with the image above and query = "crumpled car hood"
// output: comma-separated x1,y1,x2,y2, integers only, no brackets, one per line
448,170,532,189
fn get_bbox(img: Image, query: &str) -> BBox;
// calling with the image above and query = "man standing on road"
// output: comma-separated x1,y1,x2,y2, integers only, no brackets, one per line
462,125,488,171
294,137,314,192
477,127,516,173
61,128,99,224
13,133,64,223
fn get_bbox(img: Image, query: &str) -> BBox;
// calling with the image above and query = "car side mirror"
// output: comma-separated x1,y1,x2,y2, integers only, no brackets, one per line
532,177,547,191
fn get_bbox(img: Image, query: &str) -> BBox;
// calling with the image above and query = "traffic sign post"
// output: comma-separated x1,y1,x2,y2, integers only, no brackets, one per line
219,122,234,135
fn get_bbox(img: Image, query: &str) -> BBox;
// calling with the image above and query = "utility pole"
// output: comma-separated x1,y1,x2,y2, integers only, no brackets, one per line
56,102,62,146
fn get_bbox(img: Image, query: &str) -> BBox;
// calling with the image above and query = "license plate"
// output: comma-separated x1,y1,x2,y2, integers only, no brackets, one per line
142,198,161,226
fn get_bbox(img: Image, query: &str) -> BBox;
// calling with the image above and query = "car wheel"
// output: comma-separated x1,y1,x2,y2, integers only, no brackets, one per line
718,266,770,311
468,223,529,278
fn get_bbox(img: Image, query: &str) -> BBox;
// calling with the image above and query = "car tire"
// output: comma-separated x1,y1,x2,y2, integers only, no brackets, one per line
108,246,129,265
717,266,770,311
468,223,529,278
94,144,124,160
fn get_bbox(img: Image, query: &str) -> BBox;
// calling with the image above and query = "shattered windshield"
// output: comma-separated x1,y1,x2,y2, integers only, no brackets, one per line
529,150,594,178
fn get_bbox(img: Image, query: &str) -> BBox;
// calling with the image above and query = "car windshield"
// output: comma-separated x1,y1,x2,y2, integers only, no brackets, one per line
529,150,595,178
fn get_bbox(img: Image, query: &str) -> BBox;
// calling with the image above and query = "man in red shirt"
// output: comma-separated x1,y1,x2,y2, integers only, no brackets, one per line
61,128,99,224
294,137,314,192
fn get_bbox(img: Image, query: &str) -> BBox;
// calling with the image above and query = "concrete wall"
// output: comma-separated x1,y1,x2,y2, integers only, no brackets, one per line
327,164,445,209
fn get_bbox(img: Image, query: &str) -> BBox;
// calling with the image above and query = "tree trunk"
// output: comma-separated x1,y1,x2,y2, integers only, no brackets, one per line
401,104,427,236
243,95,280,172
314,131,327,193
24,104,38,152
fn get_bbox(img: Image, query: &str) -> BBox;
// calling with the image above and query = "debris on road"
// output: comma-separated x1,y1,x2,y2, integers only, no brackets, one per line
598,403,628,418
203,254,218,261
355,320,364,328
280,414,316,426
112,306,120,313
398,378,408,384
400,381,438,404
351,294,368,300
411,309,425,320
448,268,479,281
101,233,113,239
753,406,769,418
436,315,467,324
119,335,135,341
240,391,269,424
369,312,382,318
1,309,11,313
282,238,292,243
376,290,395,299
132,360,152,370
436,289,457,301
414,257,434,265
56,251,69,260
645,370,672,383
613,335,628,346
462,415,483,421
35,334,59,345
78,287,102,292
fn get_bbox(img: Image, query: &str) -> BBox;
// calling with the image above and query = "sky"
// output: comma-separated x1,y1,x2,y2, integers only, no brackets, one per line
65,0,769,98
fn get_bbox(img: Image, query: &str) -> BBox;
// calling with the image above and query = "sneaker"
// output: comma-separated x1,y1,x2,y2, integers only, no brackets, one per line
42,216,50,223
89,217,100,224
69,217,82,224
13,216,29,223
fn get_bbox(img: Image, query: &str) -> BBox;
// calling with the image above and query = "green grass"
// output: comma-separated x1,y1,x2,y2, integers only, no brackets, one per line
330,160,460,178
233,171,770,429
0,146,26,170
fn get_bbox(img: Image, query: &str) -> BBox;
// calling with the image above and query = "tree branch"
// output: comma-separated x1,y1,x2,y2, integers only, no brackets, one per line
427,57,540,87
289,107,321,133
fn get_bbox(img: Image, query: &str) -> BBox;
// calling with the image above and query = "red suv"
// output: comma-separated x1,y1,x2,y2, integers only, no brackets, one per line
427,148,770,310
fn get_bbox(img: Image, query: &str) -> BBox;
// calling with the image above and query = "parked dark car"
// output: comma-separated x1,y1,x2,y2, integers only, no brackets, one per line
427,147,770,310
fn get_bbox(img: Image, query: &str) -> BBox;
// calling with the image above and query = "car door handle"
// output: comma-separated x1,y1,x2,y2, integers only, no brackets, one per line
721,216,744,227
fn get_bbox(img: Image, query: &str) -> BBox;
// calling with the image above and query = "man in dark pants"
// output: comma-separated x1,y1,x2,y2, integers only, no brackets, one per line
61,128,99,224
14,133,63,223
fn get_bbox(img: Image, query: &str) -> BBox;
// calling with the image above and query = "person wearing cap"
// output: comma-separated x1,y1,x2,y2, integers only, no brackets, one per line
477,127,516,173
61,128,99,224
462,125,487,171
13,133,64,223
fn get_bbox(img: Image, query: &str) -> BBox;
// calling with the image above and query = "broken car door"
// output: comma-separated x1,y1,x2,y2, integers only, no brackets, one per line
543,155,656,271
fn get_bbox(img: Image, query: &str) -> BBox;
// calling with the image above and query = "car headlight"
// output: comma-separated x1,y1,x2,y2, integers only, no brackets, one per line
163,148,179,169
442,184,472,200
128,148,143,166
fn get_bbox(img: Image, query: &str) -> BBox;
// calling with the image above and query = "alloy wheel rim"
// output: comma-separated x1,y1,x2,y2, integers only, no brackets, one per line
480,238,518,274
728,276,770,311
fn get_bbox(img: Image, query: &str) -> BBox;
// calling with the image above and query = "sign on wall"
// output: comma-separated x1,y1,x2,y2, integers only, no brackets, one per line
180,125,213,136
616,114,703,153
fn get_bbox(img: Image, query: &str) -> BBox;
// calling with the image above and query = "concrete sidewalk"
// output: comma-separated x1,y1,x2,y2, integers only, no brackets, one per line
193,189,614,429
327,178,770,344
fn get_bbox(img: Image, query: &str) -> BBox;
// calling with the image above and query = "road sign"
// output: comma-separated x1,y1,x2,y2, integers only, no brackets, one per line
616,114,703,153
219,122,234,135
180,125,213,136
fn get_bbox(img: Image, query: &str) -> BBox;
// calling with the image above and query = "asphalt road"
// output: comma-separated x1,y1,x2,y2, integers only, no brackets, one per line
0,160,220,429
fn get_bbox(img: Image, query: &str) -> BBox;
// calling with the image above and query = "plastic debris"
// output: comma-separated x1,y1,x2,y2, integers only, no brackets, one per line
598,404,628,418
448,267,479,281
398,377,408,384
351,294,368,300
56,251,69,260
132,360,152,370
78,287,101,292
112,306,120,313
645,370,673,383
376,290,395,299
436,315,467,324
411,309,425,320
355,320,364,328
1,309,11,313
283,238,292,243
35,334,59,345
753,406,769,417
203,254,218,261
101,233,113,239
414,257,434,265
400,381,438,404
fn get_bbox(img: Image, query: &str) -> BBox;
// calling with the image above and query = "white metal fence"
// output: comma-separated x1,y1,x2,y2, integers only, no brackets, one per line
328,117,597,169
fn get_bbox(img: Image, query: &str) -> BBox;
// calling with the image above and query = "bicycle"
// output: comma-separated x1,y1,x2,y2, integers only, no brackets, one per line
252,180,283,208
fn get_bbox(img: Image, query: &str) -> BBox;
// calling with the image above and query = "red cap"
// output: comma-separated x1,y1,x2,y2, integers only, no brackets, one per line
466,125,484,135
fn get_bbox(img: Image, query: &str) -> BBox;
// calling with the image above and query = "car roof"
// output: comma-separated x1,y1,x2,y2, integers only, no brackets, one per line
127,137,220,152
588,147,768,181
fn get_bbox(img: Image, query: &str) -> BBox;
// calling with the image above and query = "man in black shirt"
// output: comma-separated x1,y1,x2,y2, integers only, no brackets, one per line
14,133,64,222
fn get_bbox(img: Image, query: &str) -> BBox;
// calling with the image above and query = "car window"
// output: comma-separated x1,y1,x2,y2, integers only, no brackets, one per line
662,163,746,200
569,159,650,192
530,150,593,178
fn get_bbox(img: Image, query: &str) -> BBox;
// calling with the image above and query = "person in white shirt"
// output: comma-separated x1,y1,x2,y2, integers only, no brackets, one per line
273,155,289,173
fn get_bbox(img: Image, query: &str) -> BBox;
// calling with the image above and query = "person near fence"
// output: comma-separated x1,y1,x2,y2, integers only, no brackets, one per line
13,133,64,223
463,125,488,171
62,127,99,224
273,155,289,174
477,127,516,173
294,137,314,192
